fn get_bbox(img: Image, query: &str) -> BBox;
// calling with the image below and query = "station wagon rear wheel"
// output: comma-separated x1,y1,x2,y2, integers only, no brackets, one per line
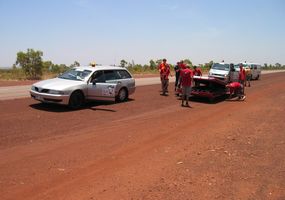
69,91,84,109
116,88,128,102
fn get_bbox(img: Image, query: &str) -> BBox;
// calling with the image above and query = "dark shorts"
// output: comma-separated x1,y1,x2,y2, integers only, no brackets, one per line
182,86,192,96
246,75,251,81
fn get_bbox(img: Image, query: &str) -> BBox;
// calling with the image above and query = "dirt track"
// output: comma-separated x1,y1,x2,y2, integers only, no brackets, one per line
0,72,285,200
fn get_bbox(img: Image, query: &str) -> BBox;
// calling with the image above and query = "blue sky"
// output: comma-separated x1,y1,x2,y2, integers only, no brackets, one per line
0,0,284,67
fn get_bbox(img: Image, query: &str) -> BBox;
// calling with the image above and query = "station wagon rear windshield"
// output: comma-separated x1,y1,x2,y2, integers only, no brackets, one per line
212,63,230,70
58,69,92,81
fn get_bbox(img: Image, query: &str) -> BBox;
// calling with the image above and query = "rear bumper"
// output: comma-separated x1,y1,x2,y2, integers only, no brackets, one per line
30,90,70,105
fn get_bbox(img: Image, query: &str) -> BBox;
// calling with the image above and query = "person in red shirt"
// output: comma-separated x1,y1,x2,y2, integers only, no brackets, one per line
226,82,246,100
180,65,193,107
193,65,203,87
158,59,171,95
178,60,186,70
193,66,202,76
174,62,181,92
238,64,246,95
174,60,186,94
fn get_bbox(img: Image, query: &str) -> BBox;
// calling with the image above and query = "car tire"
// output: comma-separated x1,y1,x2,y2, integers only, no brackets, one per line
69,91,84,109
116,88,128,102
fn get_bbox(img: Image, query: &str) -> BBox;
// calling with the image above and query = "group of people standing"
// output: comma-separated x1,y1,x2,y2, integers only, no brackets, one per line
158,59,251,106
158,59,202,107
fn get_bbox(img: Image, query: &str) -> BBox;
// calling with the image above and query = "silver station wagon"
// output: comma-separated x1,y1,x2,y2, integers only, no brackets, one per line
30,66,136,109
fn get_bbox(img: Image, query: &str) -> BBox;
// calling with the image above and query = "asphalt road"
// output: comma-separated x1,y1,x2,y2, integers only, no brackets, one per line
0,77,175,100
0,70,284,101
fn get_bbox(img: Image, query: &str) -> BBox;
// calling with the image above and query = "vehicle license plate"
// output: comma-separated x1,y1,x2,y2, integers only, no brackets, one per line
35,96,43,101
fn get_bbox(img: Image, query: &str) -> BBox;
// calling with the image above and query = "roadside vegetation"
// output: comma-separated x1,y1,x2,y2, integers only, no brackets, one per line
0,48,284,80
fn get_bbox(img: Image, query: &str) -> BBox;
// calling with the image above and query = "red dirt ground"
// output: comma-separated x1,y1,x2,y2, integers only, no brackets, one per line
0,73,284,200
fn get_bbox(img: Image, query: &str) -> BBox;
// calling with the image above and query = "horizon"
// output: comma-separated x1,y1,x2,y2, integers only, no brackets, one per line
1,0,285,67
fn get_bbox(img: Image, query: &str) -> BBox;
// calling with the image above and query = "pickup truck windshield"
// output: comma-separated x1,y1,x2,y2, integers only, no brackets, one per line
211,63,230,70
58,69,92,81
234,64,250,71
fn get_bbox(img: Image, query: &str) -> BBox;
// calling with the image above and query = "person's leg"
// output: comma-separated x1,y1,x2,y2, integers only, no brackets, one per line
248,76,251,87
185,87,191,106
160,76,164,92
175,76,178,91
162,78,166,95
228,87,233,98
241,80,245,95
165,79,169,93
237,86,244,99
181,86,185,106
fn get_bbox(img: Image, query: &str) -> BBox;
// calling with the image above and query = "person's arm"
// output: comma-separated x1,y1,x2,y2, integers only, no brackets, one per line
158,64,161,72
165,65,172,77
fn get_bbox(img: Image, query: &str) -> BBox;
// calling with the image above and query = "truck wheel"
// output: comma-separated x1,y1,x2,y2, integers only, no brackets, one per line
69,91,84,109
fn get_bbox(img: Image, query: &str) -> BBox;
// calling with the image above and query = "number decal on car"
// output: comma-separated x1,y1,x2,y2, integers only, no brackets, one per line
102,86,115,96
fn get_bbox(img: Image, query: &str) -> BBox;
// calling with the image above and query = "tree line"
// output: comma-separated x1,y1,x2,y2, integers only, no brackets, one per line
1,48,284,80
14,49,80,79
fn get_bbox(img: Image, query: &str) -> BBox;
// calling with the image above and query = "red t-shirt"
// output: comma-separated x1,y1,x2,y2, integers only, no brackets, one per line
193,68,202,76
159,63,170,79
179,63,186,70
180,68,193,87
229,82,241,89
239,68,246,81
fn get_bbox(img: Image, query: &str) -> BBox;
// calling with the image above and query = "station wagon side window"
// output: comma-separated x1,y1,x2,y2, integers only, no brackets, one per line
91,70,105,83
117,70,132,79
104,70,117,81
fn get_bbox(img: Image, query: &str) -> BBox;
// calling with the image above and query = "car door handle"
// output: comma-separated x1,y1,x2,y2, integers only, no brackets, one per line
117,81,122,85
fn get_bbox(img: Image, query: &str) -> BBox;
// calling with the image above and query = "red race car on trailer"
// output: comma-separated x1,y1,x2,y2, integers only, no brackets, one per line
176,76,228,102
191,76,228,101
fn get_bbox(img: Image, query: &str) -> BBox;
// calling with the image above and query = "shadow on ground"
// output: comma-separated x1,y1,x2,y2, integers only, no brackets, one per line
174,95,228,104
29,99,134,113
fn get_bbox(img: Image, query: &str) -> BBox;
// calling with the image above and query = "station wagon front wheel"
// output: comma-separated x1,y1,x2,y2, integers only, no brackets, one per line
69,91,84,109
116,88,128,102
